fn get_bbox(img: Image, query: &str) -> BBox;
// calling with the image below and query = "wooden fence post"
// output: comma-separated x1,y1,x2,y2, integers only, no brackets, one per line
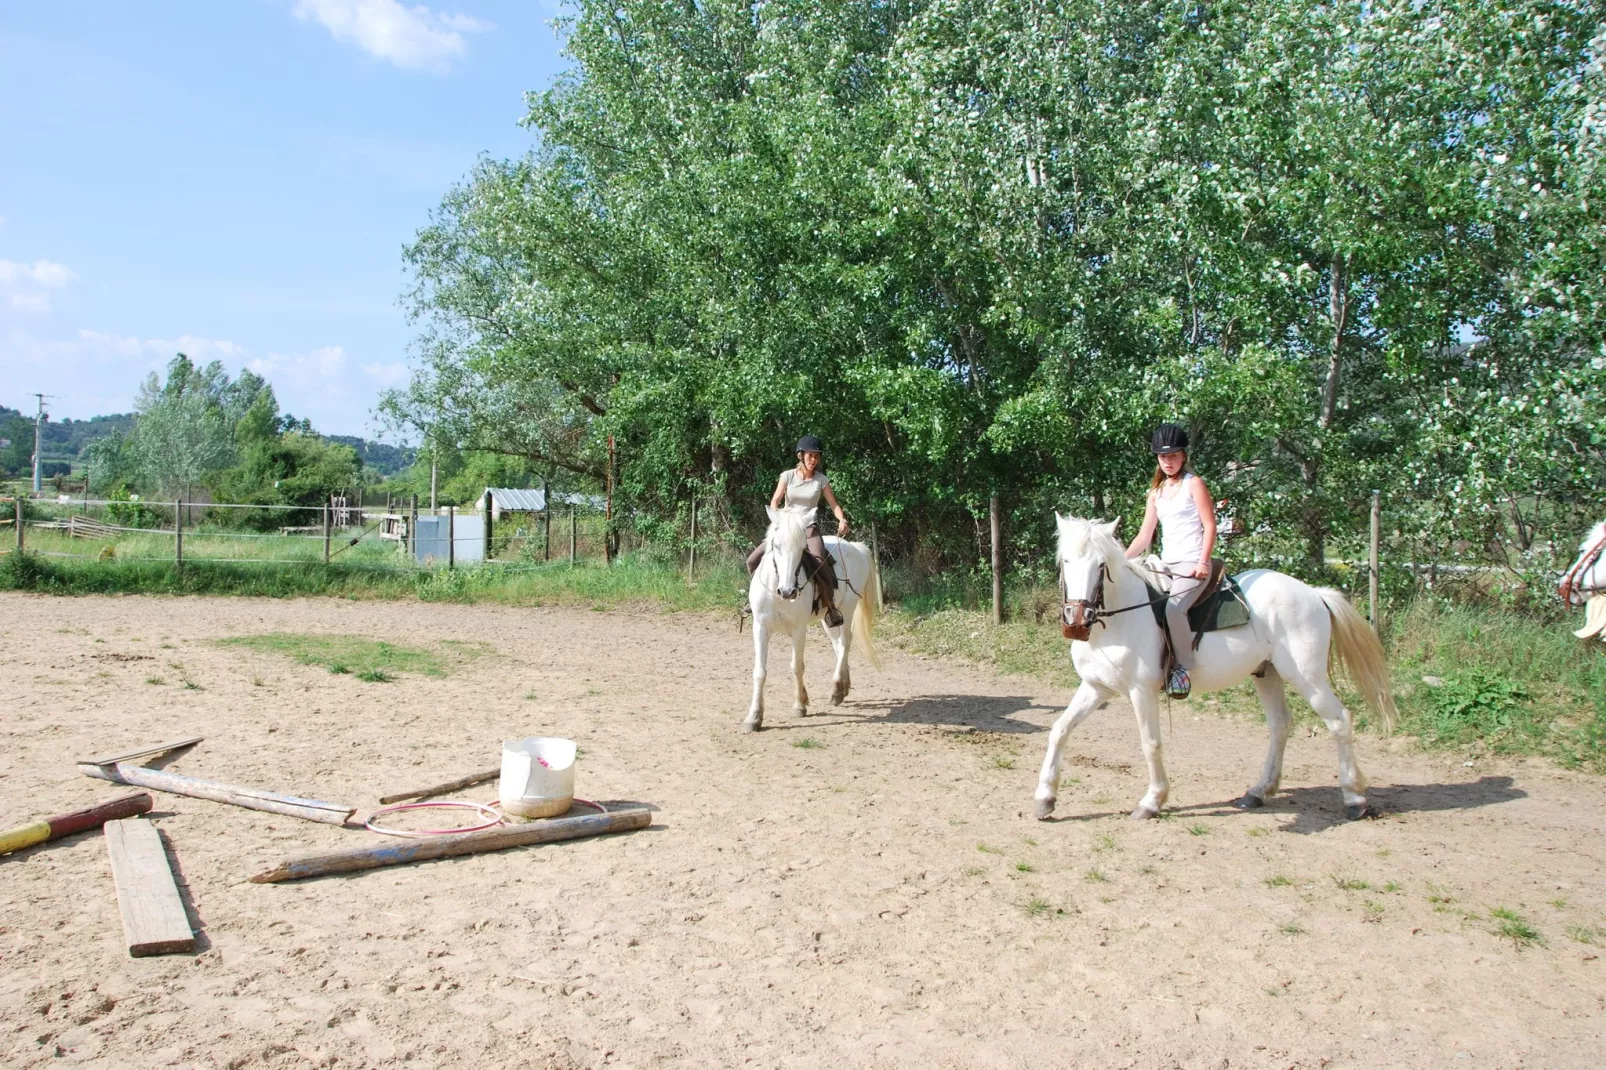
484,490,494,562
448,505,455,569
323,498,332,564
15,498,23,554
175,499,183,570
543,481,551,561
688,498,697,581
1369,490,1381,633
989,493,1003,626
569,504,577,566
409,495,418,562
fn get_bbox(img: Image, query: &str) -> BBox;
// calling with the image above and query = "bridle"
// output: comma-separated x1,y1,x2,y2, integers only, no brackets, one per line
1559,532,1606,605
1060,558,1168,641
772,539,807,599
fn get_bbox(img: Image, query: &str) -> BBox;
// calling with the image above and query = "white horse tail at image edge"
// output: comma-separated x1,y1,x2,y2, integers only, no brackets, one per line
1316,587,1398,734
854,549,882,669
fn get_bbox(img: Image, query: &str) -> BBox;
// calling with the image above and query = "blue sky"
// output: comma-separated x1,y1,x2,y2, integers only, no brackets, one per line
0,0,568,438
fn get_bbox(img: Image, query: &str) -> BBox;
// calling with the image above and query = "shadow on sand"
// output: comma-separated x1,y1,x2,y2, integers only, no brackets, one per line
835,693,1060,734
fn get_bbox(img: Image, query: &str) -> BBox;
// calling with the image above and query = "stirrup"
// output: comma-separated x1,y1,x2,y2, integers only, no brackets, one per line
823,606,844,628
1166,666,1191,700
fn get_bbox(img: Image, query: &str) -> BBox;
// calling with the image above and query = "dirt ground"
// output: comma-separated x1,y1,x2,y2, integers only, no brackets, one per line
1,592,1602,1069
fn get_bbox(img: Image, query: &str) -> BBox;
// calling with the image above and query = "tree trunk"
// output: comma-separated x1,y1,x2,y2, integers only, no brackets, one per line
1319,252,1348,431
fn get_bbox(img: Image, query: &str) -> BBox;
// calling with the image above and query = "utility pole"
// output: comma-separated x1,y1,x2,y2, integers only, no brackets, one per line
30,393,53,494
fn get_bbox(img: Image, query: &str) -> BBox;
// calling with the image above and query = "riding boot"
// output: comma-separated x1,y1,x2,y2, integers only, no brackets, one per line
816,554,844,628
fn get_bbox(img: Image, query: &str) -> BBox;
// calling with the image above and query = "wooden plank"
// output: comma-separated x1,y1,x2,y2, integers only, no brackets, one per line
251,806,652,884
104,818,194,956
80,736,203,768
377,767,499,806
80,763,354,826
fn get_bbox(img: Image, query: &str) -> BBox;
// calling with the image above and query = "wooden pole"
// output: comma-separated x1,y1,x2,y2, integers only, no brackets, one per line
174,498,183,570
570,504,577,565
688,497,697,581
323,498,332,564
543,481,551,560
484,489,494,562
989,493,1003,625
14,497,22,553
409,494,418,561
447,505,455,569
429,458,438,511
0,792,153,855
869,520,879,563
377,767,498,806
1369,489,1381,633
80,763,355,825
250,806,652,883
605,434,616,565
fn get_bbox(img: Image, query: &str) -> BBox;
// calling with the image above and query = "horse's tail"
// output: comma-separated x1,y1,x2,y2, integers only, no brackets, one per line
1315,587,1397,734
854,545,882,669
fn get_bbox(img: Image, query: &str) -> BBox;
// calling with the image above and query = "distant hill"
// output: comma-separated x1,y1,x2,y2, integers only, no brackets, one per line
2,402,411,476
326,435,416,476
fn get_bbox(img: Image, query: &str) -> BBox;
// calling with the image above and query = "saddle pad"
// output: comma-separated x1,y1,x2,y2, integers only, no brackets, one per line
1189,575,1251,635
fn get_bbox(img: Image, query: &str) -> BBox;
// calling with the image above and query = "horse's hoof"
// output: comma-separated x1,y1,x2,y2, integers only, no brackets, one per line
1233,793,1265,810
1345,803,1375,821
1130,805,1159,821
741,719,761,733
1033,796,1056,821
830,688,846,706
792,705,808,719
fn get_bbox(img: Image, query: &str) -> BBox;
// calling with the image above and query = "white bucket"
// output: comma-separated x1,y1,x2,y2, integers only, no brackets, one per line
499,737,576,819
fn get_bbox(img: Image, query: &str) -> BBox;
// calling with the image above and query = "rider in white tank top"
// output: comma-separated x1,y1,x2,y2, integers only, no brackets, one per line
1156,474,1206,567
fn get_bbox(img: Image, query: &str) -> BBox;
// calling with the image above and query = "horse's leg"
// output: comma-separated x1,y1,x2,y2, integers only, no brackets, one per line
1235,668,1291,809
1033,682,1107,820
791,623,809,718
828,597,853,705
1287,673,1371,819
1128,685,1169,820
743,618,770,733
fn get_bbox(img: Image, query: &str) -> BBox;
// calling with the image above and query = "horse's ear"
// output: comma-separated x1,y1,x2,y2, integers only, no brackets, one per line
1103,516,1122,538
1054,510,1065,525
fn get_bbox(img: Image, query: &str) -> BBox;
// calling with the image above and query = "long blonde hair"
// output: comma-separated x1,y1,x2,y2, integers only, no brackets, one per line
1148,451,1187,492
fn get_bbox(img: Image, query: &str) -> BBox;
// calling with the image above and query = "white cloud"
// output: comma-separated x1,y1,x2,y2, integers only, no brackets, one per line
0,258,78,288
75,329,245,364
9,292,52,314
360,360,409,388
293,0,488,73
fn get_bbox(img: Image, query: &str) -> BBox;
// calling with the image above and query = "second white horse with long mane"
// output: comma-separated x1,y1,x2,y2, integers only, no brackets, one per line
1036,514,1397,821
744,505,881,732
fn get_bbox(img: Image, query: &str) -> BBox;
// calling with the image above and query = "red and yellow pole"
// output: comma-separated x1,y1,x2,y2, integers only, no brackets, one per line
0,793,153,855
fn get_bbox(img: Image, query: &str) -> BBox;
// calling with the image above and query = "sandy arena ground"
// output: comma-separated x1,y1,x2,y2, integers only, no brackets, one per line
1,592,1603,1068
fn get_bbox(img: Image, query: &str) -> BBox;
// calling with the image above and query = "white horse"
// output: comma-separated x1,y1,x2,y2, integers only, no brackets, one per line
744,505,882,732
1035,514,1397,822
1560,518,1606,641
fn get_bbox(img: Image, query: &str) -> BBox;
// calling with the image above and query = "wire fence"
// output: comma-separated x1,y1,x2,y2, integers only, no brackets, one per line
0,494,637,574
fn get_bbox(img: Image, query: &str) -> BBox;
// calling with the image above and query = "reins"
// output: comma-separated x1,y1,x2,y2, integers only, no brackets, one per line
1560,531,1606,603
1060,559,1168,638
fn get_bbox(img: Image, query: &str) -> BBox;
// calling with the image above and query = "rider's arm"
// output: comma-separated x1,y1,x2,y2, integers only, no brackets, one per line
1125,492,1158,558
821,481,848,535
1190,476,1217,578
769,474,789,510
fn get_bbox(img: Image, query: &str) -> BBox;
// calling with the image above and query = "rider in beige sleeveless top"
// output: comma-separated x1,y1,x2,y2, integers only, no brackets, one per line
746,435,851,626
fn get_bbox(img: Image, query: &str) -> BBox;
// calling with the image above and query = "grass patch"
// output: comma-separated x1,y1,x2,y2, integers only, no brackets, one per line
1023,897,1055,918
962,866,985,877
977,843,1003,855
1265,874,1294,887
1247,825,1269,837
1187,824,1209,836
1332,876,1371,891
1093,832,1117,853
1280,923,1305,935
1014,861,1035,873
990,755,1016,770
792,737,823,750
1490,907,1544,949
1084,867,1108,883
217,633,493,680
1566,924,1599,944
143,676,165,686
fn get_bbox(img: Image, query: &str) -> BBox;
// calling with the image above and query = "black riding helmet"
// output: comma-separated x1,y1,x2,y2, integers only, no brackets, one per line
796,435,824,454
1150,423,1189,455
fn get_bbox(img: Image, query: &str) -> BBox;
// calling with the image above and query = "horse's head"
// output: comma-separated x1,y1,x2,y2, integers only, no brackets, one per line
765,505,810,600
1560,520,1606,605
1054,512,1124,641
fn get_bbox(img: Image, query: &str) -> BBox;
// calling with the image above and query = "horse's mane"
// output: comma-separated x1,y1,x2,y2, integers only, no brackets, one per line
1055,516,1144,580
767,507,810,556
